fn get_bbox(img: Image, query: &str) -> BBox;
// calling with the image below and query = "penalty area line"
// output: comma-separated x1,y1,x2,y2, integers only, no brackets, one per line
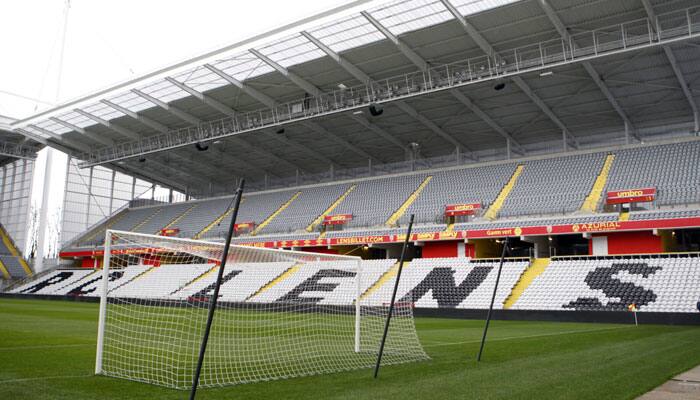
0,343,95,351
422,326,632,348
0,374,94,383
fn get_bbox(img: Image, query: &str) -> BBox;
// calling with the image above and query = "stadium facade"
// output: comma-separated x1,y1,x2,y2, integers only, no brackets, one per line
1,0,700,320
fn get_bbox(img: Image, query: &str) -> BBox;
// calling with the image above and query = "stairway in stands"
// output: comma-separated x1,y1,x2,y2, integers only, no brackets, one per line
0,223,32,278
195,199,246,239
483,165,524,220
581,154,615,212
360,260,407,300
385,176,433,227
306,185,357,233
251,192,302,236
503,258,550,309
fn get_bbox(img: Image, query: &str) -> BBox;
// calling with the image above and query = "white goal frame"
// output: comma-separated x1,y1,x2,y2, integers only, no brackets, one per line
94,229,363,376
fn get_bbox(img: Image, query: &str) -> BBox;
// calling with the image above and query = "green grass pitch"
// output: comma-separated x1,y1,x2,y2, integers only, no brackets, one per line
1,298,699,400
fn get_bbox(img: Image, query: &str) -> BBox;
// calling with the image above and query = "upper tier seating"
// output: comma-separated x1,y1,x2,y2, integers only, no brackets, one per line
605,141,700,207
332,174,427,228
256,184,351,235
499,153,605,218
68,140,700,248
133,202,193,235
167,197,232,238
399,164,515,225
205,189,302,238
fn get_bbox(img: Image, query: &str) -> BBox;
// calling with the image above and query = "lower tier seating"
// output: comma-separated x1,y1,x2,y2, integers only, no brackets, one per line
7,255,699,313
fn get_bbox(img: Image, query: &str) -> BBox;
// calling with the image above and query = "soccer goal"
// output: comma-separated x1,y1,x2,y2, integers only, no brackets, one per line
95,230,428,389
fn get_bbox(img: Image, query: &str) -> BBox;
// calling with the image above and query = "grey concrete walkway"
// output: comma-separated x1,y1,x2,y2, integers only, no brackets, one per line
638,365,700,399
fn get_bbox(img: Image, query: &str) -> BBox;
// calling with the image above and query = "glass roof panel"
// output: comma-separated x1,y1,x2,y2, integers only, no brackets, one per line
308,14,385,53
370,0,453,36
257,34,326,68
453,0,521,17
83,102,125,120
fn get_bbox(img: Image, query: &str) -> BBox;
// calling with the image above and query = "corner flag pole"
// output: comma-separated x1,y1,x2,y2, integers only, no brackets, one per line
190,179,245,400
477,236,509,362
374,214,415,379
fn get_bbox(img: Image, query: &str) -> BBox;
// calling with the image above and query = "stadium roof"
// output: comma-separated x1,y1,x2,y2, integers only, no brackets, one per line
8,0,700,193
0,114,42,167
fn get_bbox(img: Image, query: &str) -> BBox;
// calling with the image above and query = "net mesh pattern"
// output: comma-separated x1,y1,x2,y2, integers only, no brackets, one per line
98,230,428,389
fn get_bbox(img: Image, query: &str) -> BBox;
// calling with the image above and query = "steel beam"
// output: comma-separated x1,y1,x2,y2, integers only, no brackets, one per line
72,108,140,140
349,114,407,152
100,99,170,133
641,0,699,132
300,31,372,85
248,48,323,97
511,76,578,148
131,89,202,125
449,89,525,154
49,117,115,147
0,141,37,160
26,125,92,153
360,10,476,155
165,77,237,118
361,11,429,72
442,0,577,147
301,121,378,162
301,30,407,154
537,0,637,140
203,64,277,108
262,130,337,167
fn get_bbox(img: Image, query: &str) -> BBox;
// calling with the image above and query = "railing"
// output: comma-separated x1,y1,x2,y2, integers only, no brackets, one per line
78,6,700,167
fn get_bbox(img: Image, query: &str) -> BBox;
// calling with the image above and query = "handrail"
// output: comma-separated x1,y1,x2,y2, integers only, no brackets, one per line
78,5,700,167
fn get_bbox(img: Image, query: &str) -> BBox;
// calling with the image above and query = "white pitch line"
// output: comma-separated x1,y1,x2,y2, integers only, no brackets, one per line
0,374,93,383
0,343,94,351
422,326,631,348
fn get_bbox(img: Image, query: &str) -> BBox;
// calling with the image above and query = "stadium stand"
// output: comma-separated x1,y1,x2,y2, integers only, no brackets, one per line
605,142,700,208
498,153,605,218
398,163,515,225
10,255,699,315
0,223,31,278
66,141,700,249
256,184,351,235
512,255,700,313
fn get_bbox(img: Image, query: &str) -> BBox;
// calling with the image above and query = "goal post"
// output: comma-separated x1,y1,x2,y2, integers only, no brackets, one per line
94,229,427,389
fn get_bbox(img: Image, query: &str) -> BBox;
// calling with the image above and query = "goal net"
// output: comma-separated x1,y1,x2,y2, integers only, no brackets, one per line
96,230,428,389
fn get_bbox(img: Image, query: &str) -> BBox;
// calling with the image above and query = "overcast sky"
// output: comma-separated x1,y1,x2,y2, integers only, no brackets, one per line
0,0,355,118
0,0,360,253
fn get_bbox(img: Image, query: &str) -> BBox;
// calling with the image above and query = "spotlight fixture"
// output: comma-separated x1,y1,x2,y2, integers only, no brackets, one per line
352,110,364,115
368,103,383,117
493,82,506,91
195,142,209,152
138,157,146,163
539,71,554,77
276,128,285,135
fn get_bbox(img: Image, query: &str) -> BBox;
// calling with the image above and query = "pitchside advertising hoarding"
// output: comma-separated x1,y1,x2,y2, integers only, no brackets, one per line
444,203,481,216
606,188,656,204
60,216,700,258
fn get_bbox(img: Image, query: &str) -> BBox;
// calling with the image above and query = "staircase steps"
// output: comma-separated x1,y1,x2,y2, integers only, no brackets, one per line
251,192,302,236
385,176,433,227
306,185,357,232
581,154,615,212
360,261,409,300
195,199,246,239
246,263,302,300
484,165,524,220
503,258,550,309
